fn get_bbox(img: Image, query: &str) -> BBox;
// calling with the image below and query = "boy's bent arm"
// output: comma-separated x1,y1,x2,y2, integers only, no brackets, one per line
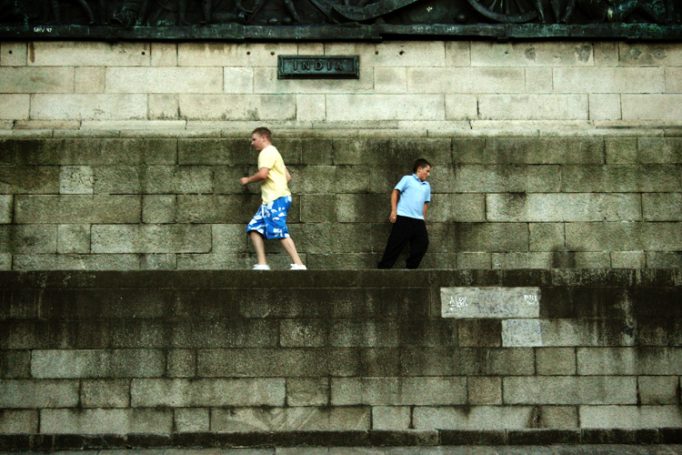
423,202,429,220
389,189,400,223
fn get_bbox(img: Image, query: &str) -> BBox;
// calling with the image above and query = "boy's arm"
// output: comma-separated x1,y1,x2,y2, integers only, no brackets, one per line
389,189,400,223
423,203,429,220
239,167,269,185
285,167,292,182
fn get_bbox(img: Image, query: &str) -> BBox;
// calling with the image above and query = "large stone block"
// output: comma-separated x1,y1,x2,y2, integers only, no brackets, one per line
170,319,278,348
0,225,57,253
637,137,682,164
0,67,74,93
31,94,148,120
326,95,444,121
577,347,682,375
287,378,329,406
503,319,635,347
325,41,446,67
622,95,682,121
332,377,467,406
407,68,525,93
81,379,130,408
666,68,682,93
296,94,326,121
553,68,665,93
177,42,297,67
0,166,60,194
0,409,37,433
29,42,150,66
427,194,486,222
175,408,209,433
503,376,637,405
445,165,561,193
92,224,211,253
0,351,30,378
478,95,588,120
441,287,539,319
580,405,682,429
179,94,296,121
646,252,682,268
414,405,535,430
13,253,140,271
107,67,222,93
372,406,411,430
561,165,681,192
374,67,407,93
0,196,10,224
605,137,638,164
536,348,576,375
468,377,502,405
40,408,172,434
471,42,593,67
457,320,501,347
178,139,252,165
529,223,564,251
451,223,529,252
589,94,621,121
176,195,269,223
94,166,213,194
0,379,79,408
0,94,29,119
211,406,370,432
619,43,682,66
454,137,604,164
299,223,373,254
60,166,94,194
31,349,164,378
142,195,176,223
643,193,682,221
638,376,679,405
566,222,682,251
280,320,328,347
486,193,642,222
0,42,27,66
75,67,105,94
253,67,373,94
131,378,285,407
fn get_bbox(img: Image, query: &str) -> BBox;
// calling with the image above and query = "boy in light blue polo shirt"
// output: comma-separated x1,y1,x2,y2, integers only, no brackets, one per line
377,158,432,269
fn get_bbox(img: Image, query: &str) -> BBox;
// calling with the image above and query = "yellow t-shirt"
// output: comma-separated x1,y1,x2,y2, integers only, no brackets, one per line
258,145,291,204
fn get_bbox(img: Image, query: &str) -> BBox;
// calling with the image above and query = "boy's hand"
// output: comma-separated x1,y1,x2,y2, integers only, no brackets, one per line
239,177,249,185
389,211,397,223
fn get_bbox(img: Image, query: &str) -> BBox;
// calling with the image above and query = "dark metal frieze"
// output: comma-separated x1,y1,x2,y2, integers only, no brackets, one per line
278,55,359,79
0,0,680,40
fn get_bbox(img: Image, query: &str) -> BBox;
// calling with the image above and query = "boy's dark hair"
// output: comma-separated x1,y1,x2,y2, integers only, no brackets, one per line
252,127,272,141
413,158,431,172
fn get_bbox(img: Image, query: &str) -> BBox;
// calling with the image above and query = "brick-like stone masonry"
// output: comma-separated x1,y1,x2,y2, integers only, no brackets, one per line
0,134,680,270
0,270,680,450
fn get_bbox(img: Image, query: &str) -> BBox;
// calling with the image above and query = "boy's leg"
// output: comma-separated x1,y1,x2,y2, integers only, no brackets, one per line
280,237,304,265
249,231,267,265
378,217,410,269
406,220,428,269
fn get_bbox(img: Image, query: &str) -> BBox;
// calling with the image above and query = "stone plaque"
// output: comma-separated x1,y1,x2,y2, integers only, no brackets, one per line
440,287,540,319
277,56,359,80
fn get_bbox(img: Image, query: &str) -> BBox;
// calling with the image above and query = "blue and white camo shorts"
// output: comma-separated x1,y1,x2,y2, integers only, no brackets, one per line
246,195,292,240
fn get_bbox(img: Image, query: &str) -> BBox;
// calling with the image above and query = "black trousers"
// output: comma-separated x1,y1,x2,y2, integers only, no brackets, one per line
377,216,429,269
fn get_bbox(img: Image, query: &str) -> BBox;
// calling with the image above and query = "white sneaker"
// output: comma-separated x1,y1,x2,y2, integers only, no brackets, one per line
289,264,307,270
252,264,271,271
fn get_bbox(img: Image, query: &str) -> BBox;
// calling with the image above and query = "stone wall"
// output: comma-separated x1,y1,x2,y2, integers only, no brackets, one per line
0,270,680,450
0,134,681,270
0,41,682,129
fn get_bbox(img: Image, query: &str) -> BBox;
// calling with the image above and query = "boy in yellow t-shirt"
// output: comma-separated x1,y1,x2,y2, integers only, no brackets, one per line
239,127,307,271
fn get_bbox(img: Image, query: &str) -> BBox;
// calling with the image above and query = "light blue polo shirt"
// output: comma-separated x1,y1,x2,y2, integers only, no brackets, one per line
395,174,431,220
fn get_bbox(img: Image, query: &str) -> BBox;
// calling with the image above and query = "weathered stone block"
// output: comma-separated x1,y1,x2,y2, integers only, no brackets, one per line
149,94,179,120
0,409,37,433
0,351,30,378
414,405,534,430
471,42,593,67
31,94,148,120
536,348,576,375
605,137,638,164
57,224,90,254
40,408,172,434
638,376,679,405
301,195,336,223
15,195,141,224
493,253,554,270
211,406,370,432
176,195,261,223
300,224,373,254
372,406,410,430
611,251,645,268
457,320,501,347
0,67,74,93
29,42,150,66
179,94,296,121
622,95,682,121
60,166,94,194
166,350,195,377
0,42,27,66
589,94,621,121
666,67,682,93
95,166,213,194
646,252,682,268
637,137,682,164
374,67,407,93
503,376,637,405
287,378,329,407
13,253,140,271
107,67,222,93
0,380,79,408
280,320,328,347
81,379,130,408
428,194,486,222
0,166,59,194
92,225,211,253
211,224,247,254
447,165,561,193
175,408,209,433
0,254,10,270
444,94,478,120
330,321,400,347
561,165,681,192
525,67,553,93
505,319,635,347
296,94,326,121
455,137,604,164
178,42,296,66
619,43,682,66
332,377,467,406
468,377,501,405
327,95,444,121
75,67,105,93
486,193,641,222
198,348,326,377
529,223,564,251
131,378,285,407
577,347,682,375
408,68,525,93
441,287,539,319
0,95,29,119
478,95,588,120
554,67,664,93
451,223,529,252
142,195,176,224
502,319,542,347
643,193,682,221
580,405,682,429
0,225,57,253
31,349,164,378
566,222,682,251
150,42,177,66
170,319,278,348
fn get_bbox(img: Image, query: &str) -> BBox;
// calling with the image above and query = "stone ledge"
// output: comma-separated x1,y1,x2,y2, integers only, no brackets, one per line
1,429,681,450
